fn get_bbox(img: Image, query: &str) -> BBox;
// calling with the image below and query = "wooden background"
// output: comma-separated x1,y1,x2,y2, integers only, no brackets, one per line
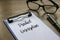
0,0,60,40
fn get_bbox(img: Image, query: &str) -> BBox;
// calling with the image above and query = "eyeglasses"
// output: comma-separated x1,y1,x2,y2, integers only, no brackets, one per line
26,0,60,33
26,0,59,14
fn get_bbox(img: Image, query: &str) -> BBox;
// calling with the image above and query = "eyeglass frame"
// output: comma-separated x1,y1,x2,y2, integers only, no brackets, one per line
26,0,59,14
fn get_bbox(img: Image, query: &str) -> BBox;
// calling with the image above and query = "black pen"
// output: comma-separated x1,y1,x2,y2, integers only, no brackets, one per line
46,14,60,33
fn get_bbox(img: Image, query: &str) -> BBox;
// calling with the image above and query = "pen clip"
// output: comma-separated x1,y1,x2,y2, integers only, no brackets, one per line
7,12,32,23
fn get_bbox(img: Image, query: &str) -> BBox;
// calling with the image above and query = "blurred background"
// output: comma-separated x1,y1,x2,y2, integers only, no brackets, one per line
0,0,60,40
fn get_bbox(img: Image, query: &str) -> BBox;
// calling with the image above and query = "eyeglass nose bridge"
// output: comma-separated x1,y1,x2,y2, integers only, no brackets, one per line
49,0,59,9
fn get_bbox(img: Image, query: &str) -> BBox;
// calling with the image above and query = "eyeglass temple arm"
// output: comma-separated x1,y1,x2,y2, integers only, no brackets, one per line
49,0,59,9
40,0,59,9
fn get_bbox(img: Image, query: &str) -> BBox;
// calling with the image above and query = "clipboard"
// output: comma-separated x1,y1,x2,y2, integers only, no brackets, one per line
3,12,60,40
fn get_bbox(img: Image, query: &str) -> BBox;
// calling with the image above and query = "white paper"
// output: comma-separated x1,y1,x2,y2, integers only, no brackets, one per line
4,12,60,40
